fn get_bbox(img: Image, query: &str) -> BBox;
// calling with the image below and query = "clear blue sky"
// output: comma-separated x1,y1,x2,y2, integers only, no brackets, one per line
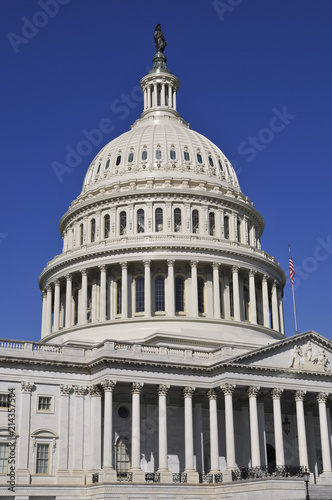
1,0,331,343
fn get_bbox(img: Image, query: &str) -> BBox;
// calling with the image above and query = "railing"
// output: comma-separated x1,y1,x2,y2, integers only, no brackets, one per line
232,465,305,481
33,344,63,353
200,473,223,483
145,472,160,483
117,472,133,482
172,472,187,483
0,341,24,350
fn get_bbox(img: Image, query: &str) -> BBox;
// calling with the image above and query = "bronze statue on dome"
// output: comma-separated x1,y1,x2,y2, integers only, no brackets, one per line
154,24,167,53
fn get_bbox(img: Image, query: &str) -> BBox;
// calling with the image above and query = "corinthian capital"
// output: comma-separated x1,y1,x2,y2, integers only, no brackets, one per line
294,390,306,402
21,381,35,394
248,386,260,398
183,386,195,398
131,382,143,394
101,380,116,392
220,383,236,395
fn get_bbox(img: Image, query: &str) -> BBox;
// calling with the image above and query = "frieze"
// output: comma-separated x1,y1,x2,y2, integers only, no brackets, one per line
60,384,72,396
290,341,331,372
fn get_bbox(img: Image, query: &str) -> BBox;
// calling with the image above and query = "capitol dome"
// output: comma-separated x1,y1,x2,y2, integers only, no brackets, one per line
38,38,286,351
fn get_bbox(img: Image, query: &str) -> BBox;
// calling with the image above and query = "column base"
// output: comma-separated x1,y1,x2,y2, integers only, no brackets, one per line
317,471,332,484
16,469,31,485
157,469,173,483
184,469,199,484
222,468,235,483
131,468,146,483
100,467,117,482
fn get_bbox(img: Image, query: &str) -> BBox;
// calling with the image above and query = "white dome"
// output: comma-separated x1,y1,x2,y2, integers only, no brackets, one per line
82,116,240,195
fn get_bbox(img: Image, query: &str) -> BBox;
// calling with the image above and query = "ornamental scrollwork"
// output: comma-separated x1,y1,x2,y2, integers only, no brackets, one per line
271,388,283,400
131,382,144,394
158,384,170,396
60,385,72,396
183,386,195,398
21,381,35,393
89,384,102,397
73,385,88,396
248,386,260,398
207,388,217,400
317,392,329,404
294,390,306,402
220,384,236,396
101,380,116,392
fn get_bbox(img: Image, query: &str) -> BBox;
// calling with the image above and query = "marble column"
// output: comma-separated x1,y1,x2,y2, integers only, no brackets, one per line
183,386,199,483
45,285,52,335
65,274,72,328
41,291,47,337
167,260,175,316
121,262,128,319
212,263,221,319
221,384,236,472
57,385,71,479
99,265,107,322
249,270,257,324
17,382,34,484
232,266,241,321
144,260,151,317
80,269,88,325
157,384,172,482
278,289,285,334
248,386,261,467
168,83,172,107
271,388,285,467
295,390,309,469
131,382,145,481
271,281,280,331
89,385,102,473
262,275,270,328
53,279,60,332
191,261,198,317
317,392,332,473
101,380,116,476
153,83,157,106
208,389,220,474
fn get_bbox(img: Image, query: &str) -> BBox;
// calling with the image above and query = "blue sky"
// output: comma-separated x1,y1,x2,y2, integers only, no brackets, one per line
1,0,331,343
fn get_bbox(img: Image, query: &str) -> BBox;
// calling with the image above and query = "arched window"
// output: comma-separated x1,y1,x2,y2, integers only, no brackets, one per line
104,214,110,239
197,153,203,164
198,278,204,314
137,209,145,233
155,276,165,312
142,150,147,161
155,208,163,232
184,151,190,161
135,277,144,313
224,216,229,239
243,285,249,321
175,276,185,313
116,155,121,166
209,212,215,236
116,436,131,476
174,208,181,232
170,149,176,160
90,219,96,243
128,152,134,163
119,211,126,235
192,209,199,233
96,163,101,174
208,156,214,167
105,159,110,170
155,149,162,160
218,159,223,172
237,218,241,243
230,280,234,318
80,223,84,246
116,280,122,315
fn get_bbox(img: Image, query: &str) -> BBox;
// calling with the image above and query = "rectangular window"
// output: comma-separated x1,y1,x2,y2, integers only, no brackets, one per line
38,396,52,411
0,444,8,474
36,444,49,474
0,394,9,409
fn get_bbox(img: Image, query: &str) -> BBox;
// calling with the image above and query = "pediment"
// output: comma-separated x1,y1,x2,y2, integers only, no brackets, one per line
228,331,332,374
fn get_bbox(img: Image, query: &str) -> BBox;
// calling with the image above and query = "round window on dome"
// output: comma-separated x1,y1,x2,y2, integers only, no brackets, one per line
118,406,130,419
116,155,121,166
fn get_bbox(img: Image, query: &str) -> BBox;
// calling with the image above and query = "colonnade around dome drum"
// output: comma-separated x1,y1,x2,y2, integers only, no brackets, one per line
41,259,284,338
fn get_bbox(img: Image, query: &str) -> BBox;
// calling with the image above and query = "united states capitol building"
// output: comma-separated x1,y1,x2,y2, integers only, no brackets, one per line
1,27,332,500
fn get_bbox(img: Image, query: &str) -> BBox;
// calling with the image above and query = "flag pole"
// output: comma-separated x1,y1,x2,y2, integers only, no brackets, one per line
288,245,299,334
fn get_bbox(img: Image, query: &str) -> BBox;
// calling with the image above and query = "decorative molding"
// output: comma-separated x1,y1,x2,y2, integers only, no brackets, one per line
99,264,106,272
101,379,116,392
21,381,35,394
248,386,260,398
131,382,143,394
167,260,175,267
221,383,236,396
317,392,329,404
207,388,217,400
121,262,128,270
294,390,306,402
73,385,87,396
157,384,170,396
60,384,72,396
232,265,239,273
89,384,102,397
183,386,195,398
271,388,283,400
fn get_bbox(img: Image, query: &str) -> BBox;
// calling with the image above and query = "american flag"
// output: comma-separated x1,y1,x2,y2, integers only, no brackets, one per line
289,247,295,284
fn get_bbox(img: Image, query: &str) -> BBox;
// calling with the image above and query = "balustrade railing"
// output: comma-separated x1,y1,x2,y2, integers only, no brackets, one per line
232,465,305,481
116,472,133,482
172,472,187,483
145,472,160,483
